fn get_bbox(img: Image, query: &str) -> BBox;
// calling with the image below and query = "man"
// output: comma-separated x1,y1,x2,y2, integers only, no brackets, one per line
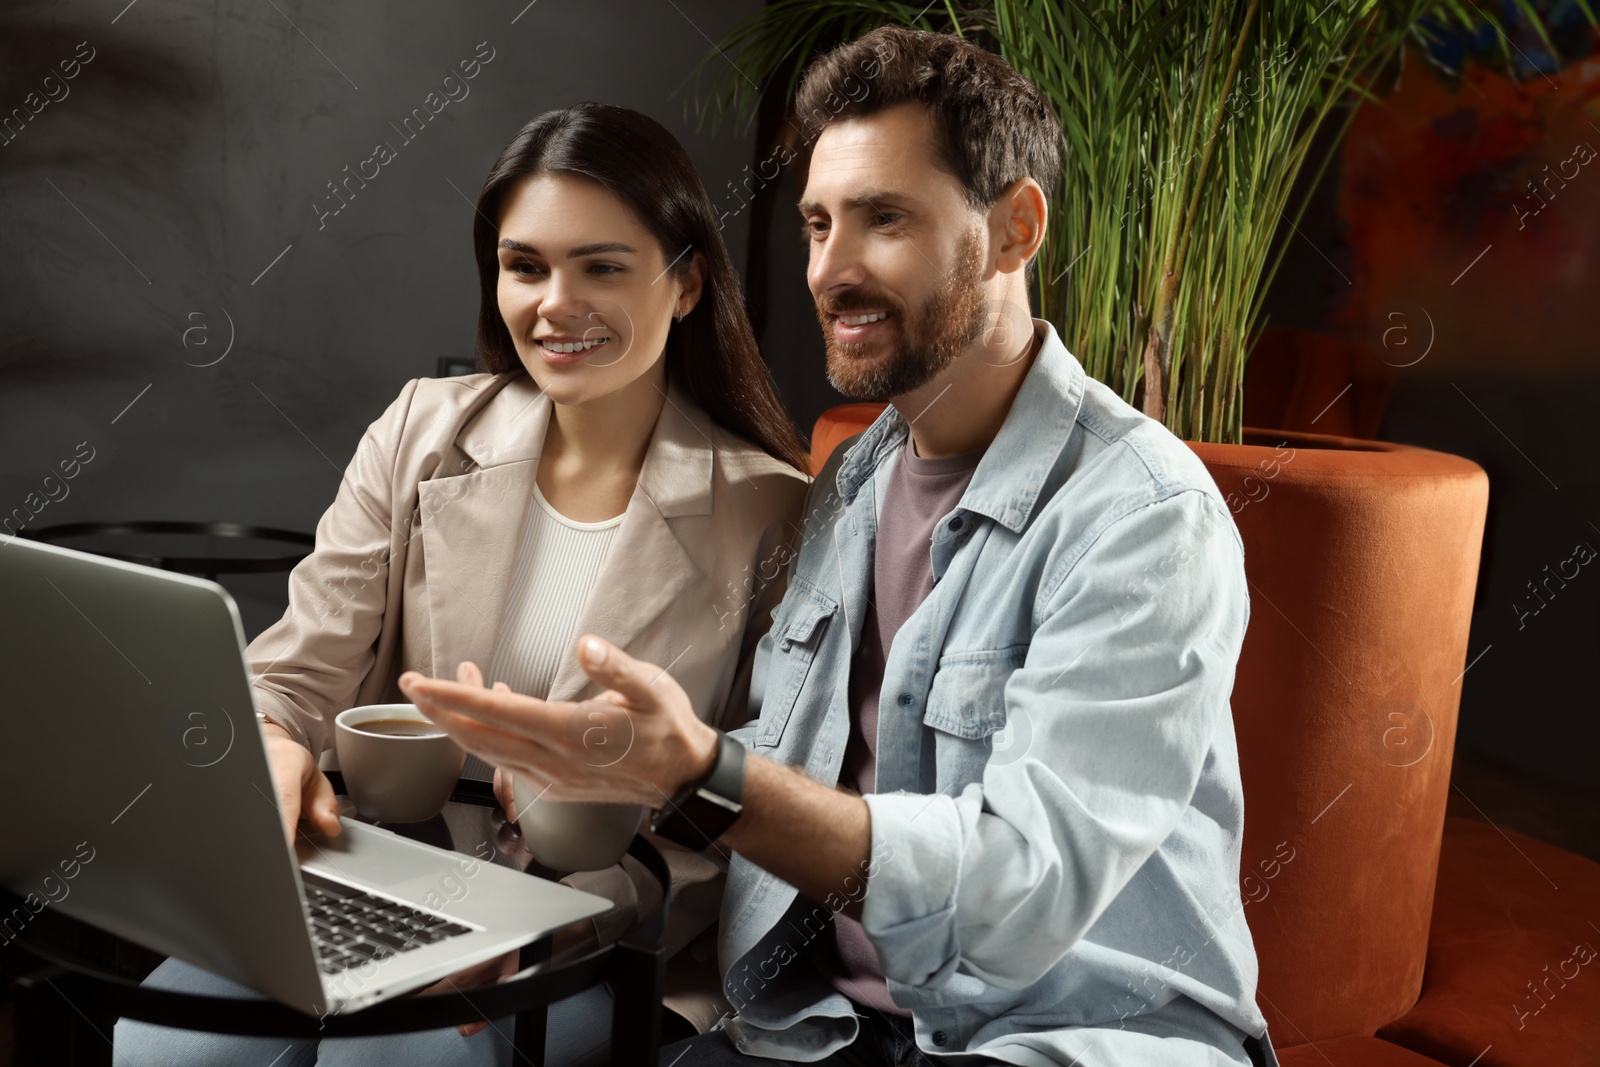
401,25,1280,1067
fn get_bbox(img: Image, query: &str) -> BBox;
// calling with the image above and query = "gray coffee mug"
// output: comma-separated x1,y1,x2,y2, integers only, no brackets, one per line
334,704,465,823
509,770,644,872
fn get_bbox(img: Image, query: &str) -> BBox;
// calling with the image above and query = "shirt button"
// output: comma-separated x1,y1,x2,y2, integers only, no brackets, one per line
897,692,914,707
948,516,964,531
932,1030,948,1046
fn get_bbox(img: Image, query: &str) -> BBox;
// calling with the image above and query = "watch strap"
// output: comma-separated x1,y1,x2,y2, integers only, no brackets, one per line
651,730,745,849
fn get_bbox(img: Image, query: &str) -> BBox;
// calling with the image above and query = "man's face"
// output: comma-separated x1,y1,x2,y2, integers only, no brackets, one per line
800,103,990,401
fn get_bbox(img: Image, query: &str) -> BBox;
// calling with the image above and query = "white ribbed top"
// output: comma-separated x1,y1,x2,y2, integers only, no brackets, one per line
486,480,623,700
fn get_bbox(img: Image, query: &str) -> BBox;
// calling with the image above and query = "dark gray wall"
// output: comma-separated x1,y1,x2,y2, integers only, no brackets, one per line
1378,374,1600,799
7,3,1593,804
1252,115,1600,802
0,0,768,636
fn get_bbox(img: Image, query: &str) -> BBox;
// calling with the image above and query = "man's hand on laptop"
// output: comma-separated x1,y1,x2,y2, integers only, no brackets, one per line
260,721,341,846
397,635,719,808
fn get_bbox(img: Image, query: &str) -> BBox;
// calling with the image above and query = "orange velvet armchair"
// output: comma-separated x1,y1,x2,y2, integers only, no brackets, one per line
807,403,1600,1067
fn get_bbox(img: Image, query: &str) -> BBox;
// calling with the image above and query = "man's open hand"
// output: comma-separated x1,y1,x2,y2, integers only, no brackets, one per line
397,635,718,809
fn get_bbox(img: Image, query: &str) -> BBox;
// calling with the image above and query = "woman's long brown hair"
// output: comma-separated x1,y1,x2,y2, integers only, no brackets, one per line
472,102,808,474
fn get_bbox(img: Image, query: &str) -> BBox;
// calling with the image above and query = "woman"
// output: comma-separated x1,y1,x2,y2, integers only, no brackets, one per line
114,102,810,1066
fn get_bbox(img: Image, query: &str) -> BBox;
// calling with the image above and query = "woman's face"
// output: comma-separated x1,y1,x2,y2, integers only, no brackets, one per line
495,173,700,406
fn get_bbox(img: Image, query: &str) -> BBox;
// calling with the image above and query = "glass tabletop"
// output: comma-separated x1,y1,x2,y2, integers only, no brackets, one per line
43,529,302,560
24,521,314,575
335,785,545,879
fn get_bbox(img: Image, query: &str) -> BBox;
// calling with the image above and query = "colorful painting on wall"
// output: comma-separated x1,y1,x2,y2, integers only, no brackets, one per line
1334,4,1599,375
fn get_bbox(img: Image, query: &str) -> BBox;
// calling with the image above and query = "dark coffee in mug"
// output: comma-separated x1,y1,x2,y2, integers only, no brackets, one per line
355,718,444,738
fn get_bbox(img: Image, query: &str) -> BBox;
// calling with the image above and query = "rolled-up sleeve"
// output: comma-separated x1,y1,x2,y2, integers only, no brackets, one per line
860,489,1248,991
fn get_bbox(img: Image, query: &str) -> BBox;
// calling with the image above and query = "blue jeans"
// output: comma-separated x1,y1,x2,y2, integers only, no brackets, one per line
113,955,615,1067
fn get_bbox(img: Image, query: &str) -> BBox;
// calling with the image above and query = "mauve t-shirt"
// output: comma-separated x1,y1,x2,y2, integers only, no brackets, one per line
815,432,986,1015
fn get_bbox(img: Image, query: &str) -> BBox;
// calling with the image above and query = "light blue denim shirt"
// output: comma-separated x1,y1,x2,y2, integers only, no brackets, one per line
716,320,1279,1067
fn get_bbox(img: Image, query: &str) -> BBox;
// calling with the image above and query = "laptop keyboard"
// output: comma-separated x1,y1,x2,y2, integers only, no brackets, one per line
301,869,474,974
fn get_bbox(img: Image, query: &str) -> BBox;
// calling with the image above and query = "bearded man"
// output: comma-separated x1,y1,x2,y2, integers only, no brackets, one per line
403,24,1279,1067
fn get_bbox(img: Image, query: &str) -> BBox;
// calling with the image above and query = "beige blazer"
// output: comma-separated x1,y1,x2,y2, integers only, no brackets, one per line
245,370,808,1029
256,375,812,758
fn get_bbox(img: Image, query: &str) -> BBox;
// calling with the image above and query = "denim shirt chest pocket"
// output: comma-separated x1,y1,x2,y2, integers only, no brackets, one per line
752,581,839,750
921,645,1028,790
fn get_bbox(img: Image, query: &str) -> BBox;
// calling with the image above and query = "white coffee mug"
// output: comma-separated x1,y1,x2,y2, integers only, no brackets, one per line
509,771,644,872
334,704,465,823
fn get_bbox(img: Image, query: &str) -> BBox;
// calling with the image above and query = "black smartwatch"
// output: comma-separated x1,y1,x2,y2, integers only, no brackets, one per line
650,729,746,850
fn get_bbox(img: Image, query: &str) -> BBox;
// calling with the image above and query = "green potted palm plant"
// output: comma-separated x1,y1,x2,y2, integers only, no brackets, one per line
691,0,1582,1047
694,0,1574,441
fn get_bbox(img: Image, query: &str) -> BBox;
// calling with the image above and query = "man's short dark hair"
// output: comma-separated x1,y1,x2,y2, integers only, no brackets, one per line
793,25,1065,213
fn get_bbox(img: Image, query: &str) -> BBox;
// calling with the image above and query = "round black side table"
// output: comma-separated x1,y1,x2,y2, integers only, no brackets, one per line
20,521,316,582
3,775,672,1067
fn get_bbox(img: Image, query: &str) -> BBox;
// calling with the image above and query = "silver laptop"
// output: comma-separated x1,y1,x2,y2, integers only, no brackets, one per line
0,534,610,1018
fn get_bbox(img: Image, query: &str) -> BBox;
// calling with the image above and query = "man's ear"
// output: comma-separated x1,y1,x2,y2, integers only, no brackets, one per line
989,177,1048,275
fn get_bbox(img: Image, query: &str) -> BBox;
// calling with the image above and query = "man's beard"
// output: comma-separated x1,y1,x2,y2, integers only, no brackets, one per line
817,229,987,402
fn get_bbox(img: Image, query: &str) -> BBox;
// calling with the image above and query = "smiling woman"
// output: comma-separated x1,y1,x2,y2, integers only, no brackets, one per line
471,102,807,474
114,102,811,1067
490,175,685,418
